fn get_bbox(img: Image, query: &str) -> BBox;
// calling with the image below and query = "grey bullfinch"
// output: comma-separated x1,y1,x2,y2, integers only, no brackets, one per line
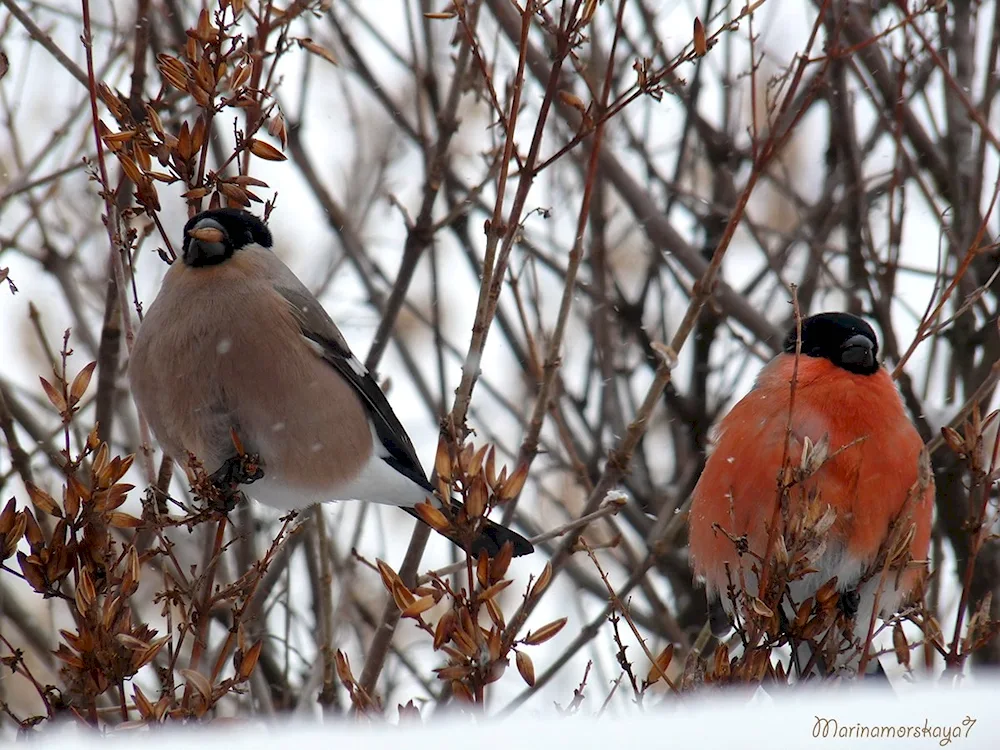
129,207,533,557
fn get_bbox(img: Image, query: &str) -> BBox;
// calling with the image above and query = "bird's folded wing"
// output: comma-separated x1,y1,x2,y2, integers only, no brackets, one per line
275,283,433,493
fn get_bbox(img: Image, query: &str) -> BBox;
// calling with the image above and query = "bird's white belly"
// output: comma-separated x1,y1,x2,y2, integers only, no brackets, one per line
247,451,434,510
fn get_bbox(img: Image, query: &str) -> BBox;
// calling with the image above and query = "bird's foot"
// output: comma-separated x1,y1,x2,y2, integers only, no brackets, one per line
209,452,265,487
207,453,265,512
838,589,861,620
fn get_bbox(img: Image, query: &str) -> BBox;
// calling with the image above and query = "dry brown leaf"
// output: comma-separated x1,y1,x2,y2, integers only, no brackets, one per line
524,617,567,646
108,511,143,528
247,138,286,161
298,38,338,66
39,377,67,414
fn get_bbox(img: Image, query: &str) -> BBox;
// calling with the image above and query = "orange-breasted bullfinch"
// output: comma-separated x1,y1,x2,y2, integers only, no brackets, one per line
128,208,533,558
688,312,933,674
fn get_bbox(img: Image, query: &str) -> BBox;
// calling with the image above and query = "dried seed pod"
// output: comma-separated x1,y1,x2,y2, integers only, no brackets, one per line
479,579,512,602
219,181,250,207
450,680,474,702
133,636,169,671
108,511,142,528
815,577,840,605
298,38,339,66
157,54,189,91
476,550,489,589
433,610,456,650
489,540,514,583
334,650,354,685
0,498,15,535
793,597,814,631
892,622,910,668
749,597,774,619
133,685,154,719
26,483,60,518
485,446,498,489
75,568,96,615
713,642,731,679
376,558,403,593
499,462,529,501
412,501,451,533
485,597,505,629
467,444,489,478
516,650,535,686
39,377,67,415
693,17,708,56
645,643,674,686
391,581,416,612
401,595,436,619
120,548,139,597
529,562,553,601
435,664,473,681
465,474,487,519
887,523,917,568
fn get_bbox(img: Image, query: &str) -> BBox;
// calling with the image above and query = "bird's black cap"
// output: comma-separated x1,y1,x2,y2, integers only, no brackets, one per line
182,208,272,267
783,312,879,375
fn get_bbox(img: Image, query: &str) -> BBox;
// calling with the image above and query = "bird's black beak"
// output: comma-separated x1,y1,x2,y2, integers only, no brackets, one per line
840,333,876,372
184,219,230,267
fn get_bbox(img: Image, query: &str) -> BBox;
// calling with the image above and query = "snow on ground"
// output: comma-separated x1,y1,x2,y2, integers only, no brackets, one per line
34,677,996,749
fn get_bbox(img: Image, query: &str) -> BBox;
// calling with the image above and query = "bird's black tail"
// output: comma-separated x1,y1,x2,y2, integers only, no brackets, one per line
403,503,534,558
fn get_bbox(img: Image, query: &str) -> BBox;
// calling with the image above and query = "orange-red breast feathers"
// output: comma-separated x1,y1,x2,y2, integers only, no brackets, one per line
689,313,933,616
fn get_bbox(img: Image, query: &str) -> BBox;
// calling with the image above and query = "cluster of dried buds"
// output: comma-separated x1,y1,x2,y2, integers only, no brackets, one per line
97,4,289,219
706,433,874,682
96,1,340,224
941,403,999,475
2,349,281,725
936,404,1000,669
373,553,563,703
3,357,170,716
411,438,528,554
343,439,561,705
